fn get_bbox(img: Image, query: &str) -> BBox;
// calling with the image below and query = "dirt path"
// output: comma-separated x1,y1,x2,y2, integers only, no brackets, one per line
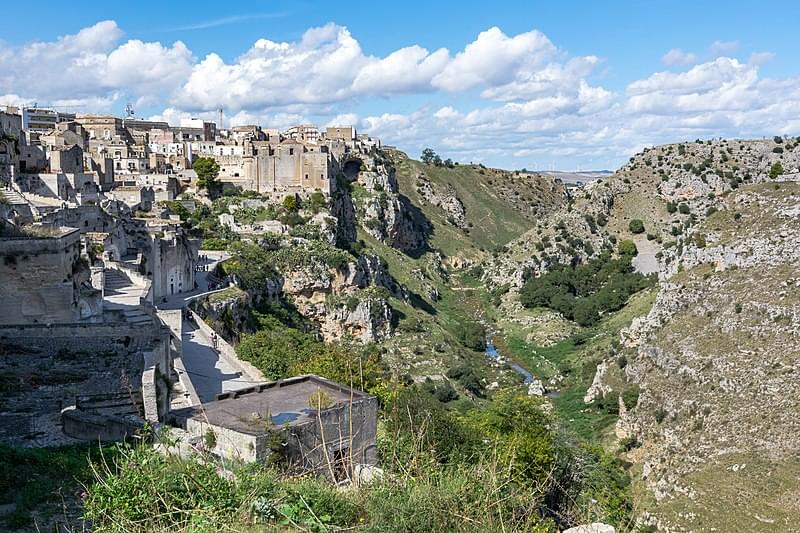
632,236,660,274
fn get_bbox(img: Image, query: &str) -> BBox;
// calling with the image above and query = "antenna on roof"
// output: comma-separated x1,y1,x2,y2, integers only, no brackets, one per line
124,102,135,118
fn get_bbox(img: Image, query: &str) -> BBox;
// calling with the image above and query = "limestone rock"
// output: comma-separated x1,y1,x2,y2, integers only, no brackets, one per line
527,379,546,396
563,523,615,533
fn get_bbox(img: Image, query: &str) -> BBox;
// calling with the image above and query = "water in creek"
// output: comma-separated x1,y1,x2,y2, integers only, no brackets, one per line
485,341,534,384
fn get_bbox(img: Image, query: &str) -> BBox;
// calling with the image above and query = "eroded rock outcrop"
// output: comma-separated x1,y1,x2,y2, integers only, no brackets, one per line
348,153,428,254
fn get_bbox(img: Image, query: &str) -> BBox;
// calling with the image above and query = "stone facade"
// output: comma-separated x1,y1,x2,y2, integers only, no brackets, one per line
0,227,92,324
214,141,332,195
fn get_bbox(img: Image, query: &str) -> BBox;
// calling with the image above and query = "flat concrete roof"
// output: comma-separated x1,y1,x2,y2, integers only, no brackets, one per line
171,375,371,435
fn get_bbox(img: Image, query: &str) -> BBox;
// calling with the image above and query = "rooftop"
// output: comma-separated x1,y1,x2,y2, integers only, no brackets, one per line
0,224,76,240
172,375,371,435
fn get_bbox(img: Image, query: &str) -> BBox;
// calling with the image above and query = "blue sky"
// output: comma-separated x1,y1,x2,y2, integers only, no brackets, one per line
1,1,799,170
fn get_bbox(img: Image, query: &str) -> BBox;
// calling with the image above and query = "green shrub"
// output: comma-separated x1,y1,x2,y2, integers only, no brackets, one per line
769,162,784,179
618,240,638,257
622,385,640,410
446,364,485,396
520,252,652,326
628,219,645,234
455,321,486,351
433,381,459,403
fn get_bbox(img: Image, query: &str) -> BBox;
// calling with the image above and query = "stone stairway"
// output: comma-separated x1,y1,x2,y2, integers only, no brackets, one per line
104,269,133,294
1,187,27,205
104,269,153,326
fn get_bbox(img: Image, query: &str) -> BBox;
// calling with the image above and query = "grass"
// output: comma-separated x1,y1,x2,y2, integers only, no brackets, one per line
207,285,246,303
0,224,66,239
646,453,800,531
392,154,565,256
0,443,108,530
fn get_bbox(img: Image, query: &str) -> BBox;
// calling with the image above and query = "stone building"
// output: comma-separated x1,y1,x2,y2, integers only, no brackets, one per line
0,109,22,139
108,185,155,211
103,217,198,301
49,144,84,174
214,140,332,195
326,126,355,142
75,114,129,142
171,375,378,481
39,121,89,151
0,226,101,325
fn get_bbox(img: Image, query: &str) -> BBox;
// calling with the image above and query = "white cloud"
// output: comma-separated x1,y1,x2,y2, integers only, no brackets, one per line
352,46,449,93
326,113,359,127
710,40,739,57
174,23,370,111
2,20,800,170
433,106,460,120
432,27,557,92
0,20,193,109
748,51,775,66
662,48,698,66
360,52,800,169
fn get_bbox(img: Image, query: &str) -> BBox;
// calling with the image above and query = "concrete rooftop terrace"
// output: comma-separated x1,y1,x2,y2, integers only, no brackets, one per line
171,375,371,435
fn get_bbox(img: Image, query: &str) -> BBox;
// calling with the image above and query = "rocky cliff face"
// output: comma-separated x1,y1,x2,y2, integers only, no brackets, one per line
279,253,399,343
486,138,800,287
414,175,467,229
572,139,800,530
347,152,428,254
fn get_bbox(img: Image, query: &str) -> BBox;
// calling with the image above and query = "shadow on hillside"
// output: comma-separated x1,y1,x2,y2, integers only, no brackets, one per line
397,194,433,259
407,290,437,315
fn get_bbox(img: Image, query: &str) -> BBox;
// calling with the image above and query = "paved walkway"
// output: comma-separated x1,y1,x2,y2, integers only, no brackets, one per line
169,249,258,404
179,318,258,403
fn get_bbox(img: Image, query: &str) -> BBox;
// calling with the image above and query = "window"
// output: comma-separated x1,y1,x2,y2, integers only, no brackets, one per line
289,148,294,155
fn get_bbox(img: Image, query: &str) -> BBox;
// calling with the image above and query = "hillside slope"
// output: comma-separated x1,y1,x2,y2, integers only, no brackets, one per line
390,151,568,258
482,136,800,530
615,181,800,530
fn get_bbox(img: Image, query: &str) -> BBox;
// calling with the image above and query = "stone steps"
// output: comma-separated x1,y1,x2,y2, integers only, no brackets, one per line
1,188,27,205
123,309,152,325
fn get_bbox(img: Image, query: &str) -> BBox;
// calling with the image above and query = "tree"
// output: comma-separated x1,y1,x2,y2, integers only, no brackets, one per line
432,154,443,167
420,148,437,165
193,157,221,197
628,219,645,234
308,191,327,211
769,162,784,179
456,321,486,351
618,239,638,257
282,195,298,211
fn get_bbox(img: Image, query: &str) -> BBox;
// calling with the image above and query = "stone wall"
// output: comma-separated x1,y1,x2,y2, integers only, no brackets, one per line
0,321,170,446
0,228,82,324
286,395,379,480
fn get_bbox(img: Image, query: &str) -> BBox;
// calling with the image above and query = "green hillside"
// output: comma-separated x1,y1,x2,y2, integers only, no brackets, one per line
390,151,567,256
